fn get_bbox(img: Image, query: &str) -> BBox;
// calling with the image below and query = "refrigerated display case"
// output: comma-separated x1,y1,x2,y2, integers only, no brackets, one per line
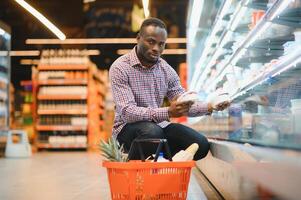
187,0,301,199
0,21,10,132
0,21,10,154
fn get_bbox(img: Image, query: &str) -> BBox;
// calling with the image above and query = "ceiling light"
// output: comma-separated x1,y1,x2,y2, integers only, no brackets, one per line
26,38,186,44
83,0,96,3
0,49,100,57
14,0,66,40
0,50,40,56
0,28,5,35
142,0,150,18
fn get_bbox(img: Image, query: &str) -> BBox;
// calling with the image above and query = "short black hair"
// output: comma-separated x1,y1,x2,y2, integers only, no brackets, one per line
140,18,167,35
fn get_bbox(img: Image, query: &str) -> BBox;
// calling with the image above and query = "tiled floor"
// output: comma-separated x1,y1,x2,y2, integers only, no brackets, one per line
0,152,208,200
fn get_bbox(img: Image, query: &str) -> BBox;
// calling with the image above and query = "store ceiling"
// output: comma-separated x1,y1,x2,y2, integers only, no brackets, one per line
0,0,187,88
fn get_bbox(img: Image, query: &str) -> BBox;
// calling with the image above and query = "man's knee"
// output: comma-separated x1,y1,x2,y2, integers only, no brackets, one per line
136,121,164,139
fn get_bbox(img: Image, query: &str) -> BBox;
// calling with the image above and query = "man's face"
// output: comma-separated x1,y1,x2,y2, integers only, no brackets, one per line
136,25,167,65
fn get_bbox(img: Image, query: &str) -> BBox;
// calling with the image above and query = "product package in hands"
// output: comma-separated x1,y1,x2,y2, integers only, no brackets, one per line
207,91,231,109
177,91,198,103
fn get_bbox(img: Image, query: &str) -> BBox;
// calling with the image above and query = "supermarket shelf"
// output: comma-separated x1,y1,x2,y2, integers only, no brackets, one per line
36,125,87,131
38,94,87,100
38,79,88,85
37,109,88,115
37,143,87,149
196,1,292,92
38,65,88,71
231,50,301,100
190,0,250,90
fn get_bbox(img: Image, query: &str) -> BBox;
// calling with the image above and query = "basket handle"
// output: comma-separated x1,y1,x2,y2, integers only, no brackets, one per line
128,139,172,162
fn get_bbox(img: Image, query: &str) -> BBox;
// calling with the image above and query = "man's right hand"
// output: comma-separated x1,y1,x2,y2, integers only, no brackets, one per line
168,101,193,118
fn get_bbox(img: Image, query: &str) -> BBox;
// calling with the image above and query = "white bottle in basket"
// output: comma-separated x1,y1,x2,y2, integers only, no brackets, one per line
157,152,169,162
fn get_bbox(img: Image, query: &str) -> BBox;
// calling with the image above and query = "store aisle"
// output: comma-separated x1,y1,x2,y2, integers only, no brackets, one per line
0,152,207,200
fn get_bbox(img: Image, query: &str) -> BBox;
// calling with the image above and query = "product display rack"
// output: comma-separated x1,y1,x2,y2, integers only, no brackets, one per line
19,80,34,142
88,65,108,147
188,0,301,148
186,1,301,198
32,49,107,150
0,21,10,153
0,21,10,132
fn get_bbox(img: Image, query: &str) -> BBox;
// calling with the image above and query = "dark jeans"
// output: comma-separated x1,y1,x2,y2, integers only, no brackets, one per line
117,121,210,161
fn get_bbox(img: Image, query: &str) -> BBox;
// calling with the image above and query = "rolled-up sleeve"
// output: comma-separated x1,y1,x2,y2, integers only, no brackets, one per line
109,64,170,123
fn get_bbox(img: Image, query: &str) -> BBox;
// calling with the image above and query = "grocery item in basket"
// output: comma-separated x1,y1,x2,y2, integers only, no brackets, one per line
177,91,198,103
172,143,199,161
185,143,199,155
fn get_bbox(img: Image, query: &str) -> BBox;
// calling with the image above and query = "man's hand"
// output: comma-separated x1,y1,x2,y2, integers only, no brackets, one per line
168,100,194,118
214,101,230,111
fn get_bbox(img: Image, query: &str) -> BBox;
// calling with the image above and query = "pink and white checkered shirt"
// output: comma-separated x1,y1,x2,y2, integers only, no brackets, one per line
109,47,209,138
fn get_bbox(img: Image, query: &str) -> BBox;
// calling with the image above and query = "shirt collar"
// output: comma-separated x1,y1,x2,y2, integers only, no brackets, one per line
129,46,161,69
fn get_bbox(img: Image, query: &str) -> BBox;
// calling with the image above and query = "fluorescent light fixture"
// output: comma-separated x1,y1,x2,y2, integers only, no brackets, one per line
83,0,96,3
117,48,186,55
0,28,5,35
20,59,40,65
142,0,150,18
14,0,66,40
0,50,100,57
11,50,40,56
188,0,204,41
26,38,186,44
269,0,293,20
0,50,40,56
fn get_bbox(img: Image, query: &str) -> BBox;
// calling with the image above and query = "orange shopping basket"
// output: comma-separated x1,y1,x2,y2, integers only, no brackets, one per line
103,161,195,200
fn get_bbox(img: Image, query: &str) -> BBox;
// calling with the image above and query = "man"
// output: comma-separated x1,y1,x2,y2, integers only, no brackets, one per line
109,18,229,160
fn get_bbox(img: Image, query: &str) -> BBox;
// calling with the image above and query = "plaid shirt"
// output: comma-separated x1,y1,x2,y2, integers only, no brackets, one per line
109,47,209,138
